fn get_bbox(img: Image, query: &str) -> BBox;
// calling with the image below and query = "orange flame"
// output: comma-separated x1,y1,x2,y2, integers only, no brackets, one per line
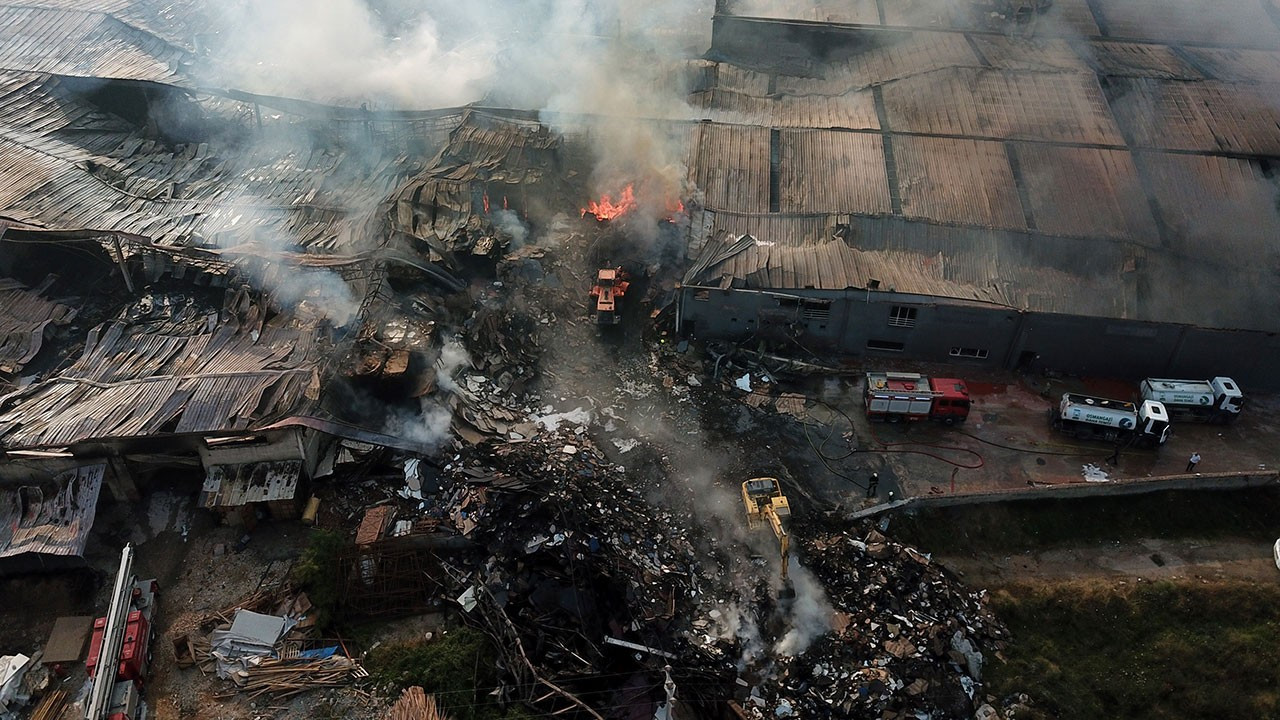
581,185,637,220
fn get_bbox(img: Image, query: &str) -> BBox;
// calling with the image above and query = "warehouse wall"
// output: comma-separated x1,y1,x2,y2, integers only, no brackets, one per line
677,286,1280,389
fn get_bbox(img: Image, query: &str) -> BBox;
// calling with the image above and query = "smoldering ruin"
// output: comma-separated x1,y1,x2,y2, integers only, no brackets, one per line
2,0,1280,719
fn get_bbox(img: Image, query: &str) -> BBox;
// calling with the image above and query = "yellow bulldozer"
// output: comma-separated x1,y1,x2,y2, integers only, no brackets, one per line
741,477,795,599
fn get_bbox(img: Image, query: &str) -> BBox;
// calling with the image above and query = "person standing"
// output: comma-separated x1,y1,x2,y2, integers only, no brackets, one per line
1186,452,1201,473
866,472,880,498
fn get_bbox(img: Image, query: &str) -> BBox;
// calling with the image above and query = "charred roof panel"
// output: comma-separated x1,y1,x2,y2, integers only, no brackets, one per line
687,88,879,129
893,136,1026,230
966,36,1091,73
1108,79,1280,155
778,129,890,213
1136,152,1280,262
775,31,978,94
1085,41,1203,80
688,123,772,213
1179,47,1280,84
881,68,1124,145
1090,0,1280,47
1011,144,1158,241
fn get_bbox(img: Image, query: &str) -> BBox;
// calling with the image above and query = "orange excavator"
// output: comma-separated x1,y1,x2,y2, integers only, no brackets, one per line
589,267,629,325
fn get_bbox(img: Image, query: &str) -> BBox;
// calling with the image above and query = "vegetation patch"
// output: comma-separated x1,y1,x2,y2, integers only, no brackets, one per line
987,579,1280,719
291,528,346,630
895,486,1280,554
366,627,533,720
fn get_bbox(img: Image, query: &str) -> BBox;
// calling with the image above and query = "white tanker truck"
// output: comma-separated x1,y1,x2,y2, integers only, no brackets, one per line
1050,392,1170,448
1140,377,1243,424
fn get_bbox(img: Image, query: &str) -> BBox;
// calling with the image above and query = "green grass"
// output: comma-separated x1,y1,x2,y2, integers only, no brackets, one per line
894,487,1280,554
987,580,1280,719
366,627,535,720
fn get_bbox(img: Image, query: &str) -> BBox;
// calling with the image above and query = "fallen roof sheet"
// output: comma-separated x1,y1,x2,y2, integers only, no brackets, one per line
0,277,77,374
200,461,301,508
0,320,319,449
0,463,103,564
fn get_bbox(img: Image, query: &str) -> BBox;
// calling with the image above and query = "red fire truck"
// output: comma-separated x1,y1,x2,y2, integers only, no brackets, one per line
864,371,971,424
86,576,157,720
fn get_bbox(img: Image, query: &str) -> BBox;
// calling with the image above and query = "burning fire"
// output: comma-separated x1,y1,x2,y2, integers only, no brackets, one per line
581,184,686,221
582,185,637,220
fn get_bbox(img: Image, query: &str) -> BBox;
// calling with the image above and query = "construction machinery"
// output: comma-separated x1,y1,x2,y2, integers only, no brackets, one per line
741,477,795,599
589,267,629,325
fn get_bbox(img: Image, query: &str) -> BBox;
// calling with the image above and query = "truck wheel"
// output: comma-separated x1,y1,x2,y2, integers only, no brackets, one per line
943,417,955,426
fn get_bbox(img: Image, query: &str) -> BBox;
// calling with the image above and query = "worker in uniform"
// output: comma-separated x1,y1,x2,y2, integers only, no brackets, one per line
1186,452,1201,473
866,472,879,498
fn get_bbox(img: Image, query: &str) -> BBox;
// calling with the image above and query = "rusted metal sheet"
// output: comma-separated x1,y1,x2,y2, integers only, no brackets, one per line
1011,144,1158,241
893,136,1026,230
1109,79,1280,155
777,129,890,213
882,67,1124,145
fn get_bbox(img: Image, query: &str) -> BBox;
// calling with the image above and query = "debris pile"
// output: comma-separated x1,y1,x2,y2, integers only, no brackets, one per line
742,526,1008,719
387,686,449,720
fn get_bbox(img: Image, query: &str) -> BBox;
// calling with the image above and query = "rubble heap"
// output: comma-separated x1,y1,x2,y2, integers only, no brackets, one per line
745,527,1008,719
441,428,739,707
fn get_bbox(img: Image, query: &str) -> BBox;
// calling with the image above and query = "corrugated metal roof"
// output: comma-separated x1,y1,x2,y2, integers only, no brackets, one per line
881,67,1124,145
893,136,1026,229
0,5,192,85
778,129,890,213
688,123,772,213
703,211,841,248
1011,144,1158,241
1090,0,1280,47
0,463,103,562
687,88,879,129
0,318,319,449
1085,41,1203,80
1136,152,1280,261
968,36,1090,73
1181,47,1280,84
775,31,978,95
1108,79,1280,155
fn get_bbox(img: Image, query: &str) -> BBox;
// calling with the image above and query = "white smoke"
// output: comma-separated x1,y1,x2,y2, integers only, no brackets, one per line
491,209,529,248
774,559,834,656
711,602,766,669
383,336,472,449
